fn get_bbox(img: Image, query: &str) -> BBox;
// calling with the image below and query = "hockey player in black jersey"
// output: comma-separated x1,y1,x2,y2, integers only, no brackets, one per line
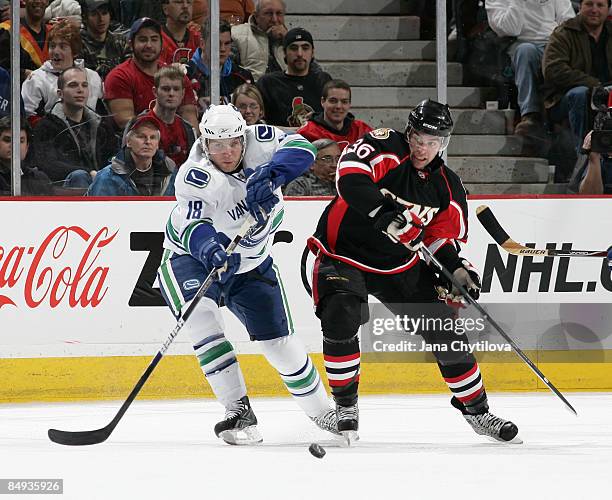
307,99,520,444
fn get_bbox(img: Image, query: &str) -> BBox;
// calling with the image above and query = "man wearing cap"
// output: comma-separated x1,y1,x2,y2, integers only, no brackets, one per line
104,17,199,131
87,114,176,196
256,27,331,127
159,0,201,66
231,0,287,81
80,0,130,81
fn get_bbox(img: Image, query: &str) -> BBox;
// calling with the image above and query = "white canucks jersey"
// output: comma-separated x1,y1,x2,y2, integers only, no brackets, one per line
163,124,316,274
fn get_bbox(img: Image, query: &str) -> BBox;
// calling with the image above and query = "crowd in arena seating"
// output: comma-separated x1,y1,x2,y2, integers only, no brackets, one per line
459,0,612,193
1,0,611,196
0,0,375,197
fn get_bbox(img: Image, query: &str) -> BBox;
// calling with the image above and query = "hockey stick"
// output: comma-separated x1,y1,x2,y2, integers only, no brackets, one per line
48,215,259,446
477,205,611,259
419,244,577,416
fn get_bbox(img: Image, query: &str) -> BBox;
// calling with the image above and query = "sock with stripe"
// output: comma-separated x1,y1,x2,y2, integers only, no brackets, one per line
194,333,247,407
260,335,330,418
438,362,488,414
323,347,360,407
319,293,362,406
184,298,247,407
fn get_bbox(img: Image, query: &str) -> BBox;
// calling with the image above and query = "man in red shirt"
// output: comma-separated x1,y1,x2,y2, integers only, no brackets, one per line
297,79,373,151
159,0,201,65
139,64,196,167
104,17,199,131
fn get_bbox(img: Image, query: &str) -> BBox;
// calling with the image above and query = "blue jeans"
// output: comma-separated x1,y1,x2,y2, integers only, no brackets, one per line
509,41,546,116
63,169,92,188
549,86,590,154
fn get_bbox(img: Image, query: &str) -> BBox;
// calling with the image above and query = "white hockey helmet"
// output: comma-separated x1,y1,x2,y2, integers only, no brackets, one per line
199,104,247,140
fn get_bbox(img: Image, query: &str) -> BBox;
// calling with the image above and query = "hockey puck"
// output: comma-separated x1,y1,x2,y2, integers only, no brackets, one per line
308,443,326,458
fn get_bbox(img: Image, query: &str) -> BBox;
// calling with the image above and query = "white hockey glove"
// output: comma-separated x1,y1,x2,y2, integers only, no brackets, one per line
436,258,481,306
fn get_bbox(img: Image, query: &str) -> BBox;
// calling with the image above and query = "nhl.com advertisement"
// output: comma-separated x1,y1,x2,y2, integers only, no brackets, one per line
1,197,611,358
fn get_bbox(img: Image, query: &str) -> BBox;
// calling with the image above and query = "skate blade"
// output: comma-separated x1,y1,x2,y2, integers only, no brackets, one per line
219,425,263,446
484,434,523,445
339,430,360,447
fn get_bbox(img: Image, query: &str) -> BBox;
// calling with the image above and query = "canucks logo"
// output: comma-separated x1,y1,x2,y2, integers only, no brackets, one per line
185,168,211,188
183,279,201,291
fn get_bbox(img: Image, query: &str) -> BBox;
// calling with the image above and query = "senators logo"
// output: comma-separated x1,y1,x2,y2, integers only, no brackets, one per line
370,128,392,140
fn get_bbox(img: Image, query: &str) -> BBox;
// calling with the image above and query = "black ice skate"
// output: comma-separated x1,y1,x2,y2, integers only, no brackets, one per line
452,396,522,444
310,408,341,435
214,396,262,445
336,403,359,446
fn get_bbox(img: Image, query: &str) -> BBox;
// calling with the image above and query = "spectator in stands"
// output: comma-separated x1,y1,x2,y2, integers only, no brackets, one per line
231,0,287,81
0,66,8,117
110,0,165,27
297,79,372,150
159,0,201,65
22,19,104,119
104,17,199,131
222,0,254,25
192,0,209,26
257,27,331,127
284,138,339,196
577,130,612,193
189,20,254,111
136,65,196,167
486,0,575,137
0,0,51,80
45,0,82,26
0,116,53,196
80,0,130,81
231,83,265,124
87,115,176,196
0,3,8,23
31,66,117,188
543,0,612,153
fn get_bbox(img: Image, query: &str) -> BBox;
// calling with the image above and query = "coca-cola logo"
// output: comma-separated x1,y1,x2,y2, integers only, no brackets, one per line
0,226,118,309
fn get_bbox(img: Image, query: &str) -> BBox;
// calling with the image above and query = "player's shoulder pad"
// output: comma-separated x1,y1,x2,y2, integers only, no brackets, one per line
361,128,406,148
439,163,468,199
175,158,221,197
247,123,286,143
369,127,394,140
243,125,284,169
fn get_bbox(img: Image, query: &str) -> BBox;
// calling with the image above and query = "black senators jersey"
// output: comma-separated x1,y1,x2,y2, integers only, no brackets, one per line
308,128,469,274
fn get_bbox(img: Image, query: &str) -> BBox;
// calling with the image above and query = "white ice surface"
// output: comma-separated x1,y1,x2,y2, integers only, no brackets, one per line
1,393,610,499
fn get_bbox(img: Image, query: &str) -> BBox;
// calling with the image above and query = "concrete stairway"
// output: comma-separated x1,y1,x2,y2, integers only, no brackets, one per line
284,0,564,194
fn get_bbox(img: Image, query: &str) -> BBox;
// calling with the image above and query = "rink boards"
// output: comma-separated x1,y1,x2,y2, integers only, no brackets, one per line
1,196,612,402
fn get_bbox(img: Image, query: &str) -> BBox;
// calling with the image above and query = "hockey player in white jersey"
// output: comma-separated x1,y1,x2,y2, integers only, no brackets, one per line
157,104,338,444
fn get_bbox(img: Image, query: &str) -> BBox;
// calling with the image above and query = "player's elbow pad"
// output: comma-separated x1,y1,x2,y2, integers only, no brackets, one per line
186,223,218,261
428,241,462,272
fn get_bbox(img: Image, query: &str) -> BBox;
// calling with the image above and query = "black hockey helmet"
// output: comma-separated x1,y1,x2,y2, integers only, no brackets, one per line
406,99,454,138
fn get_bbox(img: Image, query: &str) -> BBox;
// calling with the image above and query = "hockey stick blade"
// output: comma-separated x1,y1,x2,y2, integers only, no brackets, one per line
48,351,163,445
476,205,608,258
48,215,259,446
